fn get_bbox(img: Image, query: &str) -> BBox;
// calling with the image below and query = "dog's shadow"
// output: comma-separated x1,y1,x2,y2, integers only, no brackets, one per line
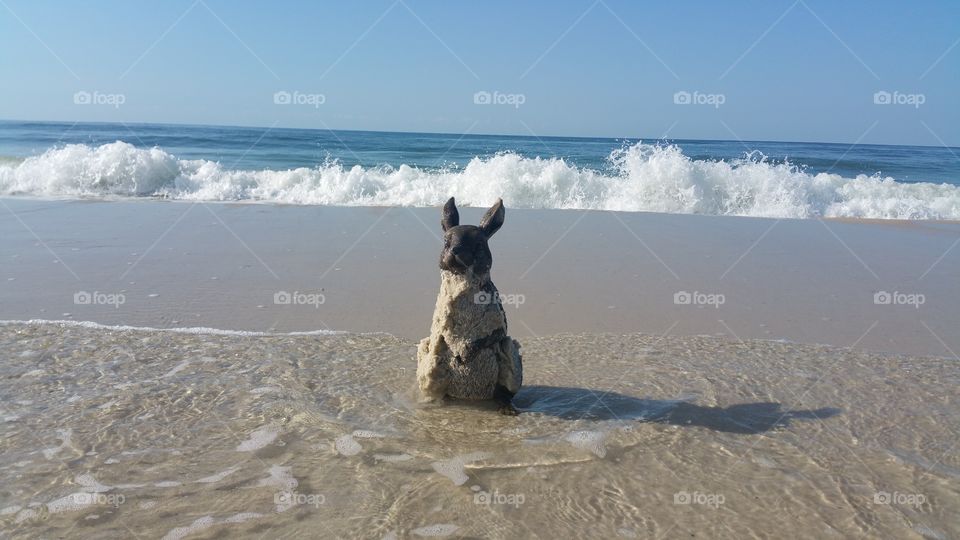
514,385,840,434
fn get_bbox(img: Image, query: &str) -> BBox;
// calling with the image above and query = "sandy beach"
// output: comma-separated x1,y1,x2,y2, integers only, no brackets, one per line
2,197,958,538
2,198,957,356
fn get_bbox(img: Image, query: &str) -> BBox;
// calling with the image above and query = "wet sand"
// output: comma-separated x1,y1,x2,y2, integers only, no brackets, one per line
1,198,958,357
2,198,958,538
1,322,956,539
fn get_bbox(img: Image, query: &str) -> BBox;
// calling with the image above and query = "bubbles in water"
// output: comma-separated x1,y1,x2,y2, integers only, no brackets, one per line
430,452,491,486
334,434,363,456
196,466,240,484
565,430,608,458
236,425,280,452
162,516,215,540
410,523,460,537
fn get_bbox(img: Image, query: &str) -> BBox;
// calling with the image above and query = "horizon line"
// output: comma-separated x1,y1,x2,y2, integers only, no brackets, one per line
0,117,957,151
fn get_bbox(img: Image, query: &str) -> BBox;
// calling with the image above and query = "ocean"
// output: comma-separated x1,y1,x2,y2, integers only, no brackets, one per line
1,120,958,219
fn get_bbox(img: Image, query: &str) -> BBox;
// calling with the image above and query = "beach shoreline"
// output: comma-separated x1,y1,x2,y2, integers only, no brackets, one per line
1,197,957,357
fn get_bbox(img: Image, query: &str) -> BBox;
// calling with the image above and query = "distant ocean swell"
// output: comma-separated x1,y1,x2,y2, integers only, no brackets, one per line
1,141,958,220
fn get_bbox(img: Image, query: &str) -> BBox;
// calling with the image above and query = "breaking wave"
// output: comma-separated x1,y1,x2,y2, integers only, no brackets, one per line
1,141,958,219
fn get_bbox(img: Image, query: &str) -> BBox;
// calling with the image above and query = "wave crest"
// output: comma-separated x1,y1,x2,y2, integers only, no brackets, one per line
1,141,958,220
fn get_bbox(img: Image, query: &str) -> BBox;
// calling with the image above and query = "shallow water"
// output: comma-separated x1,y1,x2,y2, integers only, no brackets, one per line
0,322,956,539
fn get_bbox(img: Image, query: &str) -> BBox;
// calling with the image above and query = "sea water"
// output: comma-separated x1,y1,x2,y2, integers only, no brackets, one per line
0,321,956,538
1,120,958,219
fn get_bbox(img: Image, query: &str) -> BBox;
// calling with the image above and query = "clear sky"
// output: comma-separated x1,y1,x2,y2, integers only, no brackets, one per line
1,0,957,146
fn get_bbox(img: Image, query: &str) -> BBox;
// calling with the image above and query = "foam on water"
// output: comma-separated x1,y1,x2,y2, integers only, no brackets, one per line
159,512,263,540
430,452,492,486
256,465,298,491
410,524,460,537
0,318,342,337
1,141,958,219
334,434,363,456
236,425,280,452
564,430,609,458
161,516,215,540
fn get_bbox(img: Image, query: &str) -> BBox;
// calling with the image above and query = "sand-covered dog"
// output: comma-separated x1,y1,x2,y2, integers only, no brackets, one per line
416,197,523,415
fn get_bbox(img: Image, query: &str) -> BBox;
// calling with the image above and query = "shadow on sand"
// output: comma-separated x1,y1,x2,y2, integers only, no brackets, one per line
514,385,840,435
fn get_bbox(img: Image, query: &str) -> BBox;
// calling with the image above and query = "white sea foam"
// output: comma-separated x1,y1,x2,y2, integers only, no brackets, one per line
411,524,460,537
333,434,363,456
255,465,298,492
373,453,413,462
1,141,957,219
430,452,491,486
0,319,341,336
565,430,608,458
158,512,263,540
162,516,215,540
196,466,240,483
236,425,280,452
154,481,182,488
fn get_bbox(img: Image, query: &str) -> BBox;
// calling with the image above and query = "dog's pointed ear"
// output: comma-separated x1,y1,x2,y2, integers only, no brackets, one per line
479,198,505,237
441,197,459,232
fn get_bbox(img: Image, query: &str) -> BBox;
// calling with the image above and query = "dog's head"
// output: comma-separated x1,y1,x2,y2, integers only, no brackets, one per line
439,197,504,276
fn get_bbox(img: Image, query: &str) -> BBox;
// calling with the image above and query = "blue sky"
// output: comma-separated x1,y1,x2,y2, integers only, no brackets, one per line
0,0,957,146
